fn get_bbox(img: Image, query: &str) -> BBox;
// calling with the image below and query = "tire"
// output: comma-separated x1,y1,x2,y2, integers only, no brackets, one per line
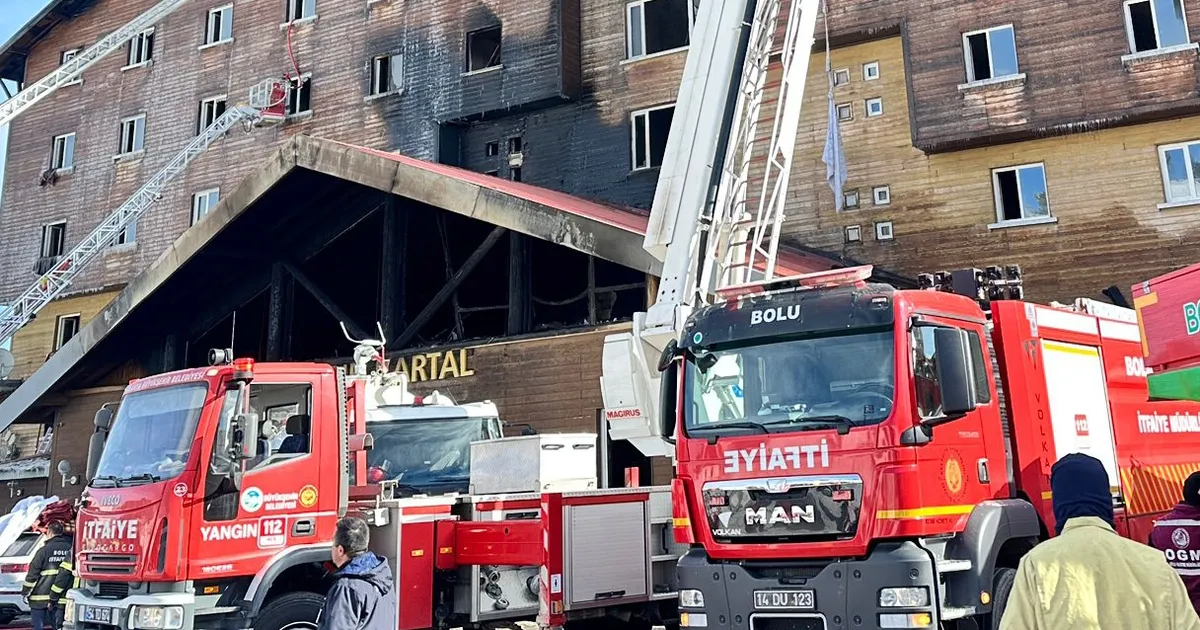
988,567,1017,630
255,591,325,630
0,612,15,626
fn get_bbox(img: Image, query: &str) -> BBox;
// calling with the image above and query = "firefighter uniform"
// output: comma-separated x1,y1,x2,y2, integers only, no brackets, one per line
22,533,75,629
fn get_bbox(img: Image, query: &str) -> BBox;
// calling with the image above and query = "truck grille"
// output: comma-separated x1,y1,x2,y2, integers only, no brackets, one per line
96,583,129,599
750,616,825,630
703,475,862,541
84,554,138,575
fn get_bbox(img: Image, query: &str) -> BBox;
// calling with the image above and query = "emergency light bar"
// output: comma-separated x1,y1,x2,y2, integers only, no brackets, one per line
917,265,1023,306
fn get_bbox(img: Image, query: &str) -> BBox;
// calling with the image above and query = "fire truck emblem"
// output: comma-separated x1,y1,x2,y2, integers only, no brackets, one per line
765,479,791,493
299,485,318,508
943,454,964,497
1173,527,1191,549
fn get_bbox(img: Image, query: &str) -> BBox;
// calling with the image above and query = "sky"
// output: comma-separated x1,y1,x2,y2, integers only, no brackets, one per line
0,0,54,206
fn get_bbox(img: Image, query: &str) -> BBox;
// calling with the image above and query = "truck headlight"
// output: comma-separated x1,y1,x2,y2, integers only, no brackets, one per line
130,605,184,630
679,589,705,608
879,587,929,608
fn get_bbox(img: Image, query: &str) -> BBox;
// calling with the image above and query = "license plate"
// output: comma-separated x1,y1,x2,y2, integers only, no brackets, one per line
753,589,815,610
81,605,114,624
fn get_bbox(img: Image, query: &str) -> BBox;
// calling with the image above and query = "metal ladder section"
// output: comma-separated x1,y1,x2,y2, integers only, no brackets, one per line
702,0,822,293
0,0,191,127
0,100,277,346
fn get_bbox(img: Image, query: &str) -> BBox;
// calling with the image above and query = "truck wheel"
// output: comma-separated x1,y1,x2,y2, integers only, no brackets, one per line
988,567,1017,630
256,591,325,630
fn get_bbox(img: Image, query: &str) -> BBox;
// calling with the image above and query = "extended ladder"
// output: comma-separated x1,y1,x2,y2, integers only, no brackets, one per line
0,80,287,345
0,0,191,127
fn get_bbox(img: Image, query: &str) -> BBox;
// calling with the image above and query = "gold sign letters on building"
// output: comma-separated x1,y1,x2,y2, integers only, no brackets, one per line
393,348,475,382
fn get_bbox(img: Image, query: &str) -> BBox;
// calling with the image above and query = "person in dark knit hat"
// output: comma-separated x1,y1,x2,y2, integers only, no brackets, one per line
1152,471,1200,616
1000,453,1200,630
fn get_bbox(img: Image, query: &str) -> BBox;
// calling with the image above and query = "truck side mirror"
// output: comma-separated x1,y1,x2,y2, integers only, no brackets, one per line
658,358,679,444
85,406,114,482
234,411,261,460
930,327,977,421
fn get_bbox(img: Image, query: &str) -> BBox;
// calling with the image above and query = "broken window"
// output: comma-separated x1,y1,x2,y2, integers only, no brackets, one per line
626,0,696,59
55,314,80,350
111,219,137,248
963,25,1019,83
485,142,499,157
509,167,522,182
205,5,233,45
198,96,228,133
286,0,316,22
370,54,403,96
41,222,66,259
631,104,674,170
507,136,522,153
50,133,75,171
286,76,312,116
1159,140,1200,203
191,188,220,226
118,115,146,155
466,26,502,72
126,29,154,67
992,163,1051,223
1125,0,1190,53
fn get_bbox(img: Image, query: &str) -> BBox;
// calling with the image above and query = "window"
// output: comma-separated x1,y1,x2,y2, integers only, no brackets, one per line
118,115,146,155
205,5,233,45
370,54,402,96
963,25,1019,83
285,0,316,22
862,61,880,81
507,136,523,153
844,225,862,243
244,383,313,471
836,103,853,121
1124,0,1191,54
510,167,522,182
41,222,66,258
111,220,136,248
626,0,696,59
865,98,883,117
873,185,891,206
198,96,228,133
191,188,220,226
875,221,894,241
833,68,850,86
1159,140,1200,203
125,29,154,67
844,189,860,209
60,49,82,85
466,26,502,72
286,76,312,117
50,133,75,171
485,142,499,157
992,163,1050,222
54,314,81,351
631,104,675,170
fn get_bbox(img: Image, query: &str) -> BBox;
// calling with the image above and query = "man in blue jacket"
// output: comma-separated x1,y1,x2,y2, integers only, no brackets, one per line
318,517,396,630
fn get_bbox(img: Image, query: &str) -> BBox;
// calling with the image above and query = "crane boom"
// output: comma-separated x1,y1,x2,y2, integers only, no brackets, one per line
0,80,287,346
600,0,822,457
0,0,191,128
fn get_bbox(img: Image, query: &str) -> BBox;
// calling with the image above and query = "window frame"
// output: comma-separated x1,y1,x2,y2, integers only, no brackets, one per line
198,95,228,134
1158,139,1200,203
54,314,81,351
244,382,315,472
862,61,880,81
111,219,137,249
50,133,76,172
873,185,891,206
191,188,221,226
625,0,698,60
465,26,503,73
285,0,317,23
874,221,894,241
865,97,884,117
833,68,851,86
991,162,1052,224
41,222,67,259
836,102,854,121
124,28,155,68
285,74,313,118
369,53,403,96
630,102,676,171
118,114,147,156
60,49,82,86
962,24,1019,83
204,5,234,46
1123,0,1193,54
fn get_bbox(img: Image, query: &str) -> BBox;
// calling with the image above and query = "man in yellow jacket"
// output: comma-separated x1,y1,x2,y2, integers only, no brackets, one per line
1000,453,1200,630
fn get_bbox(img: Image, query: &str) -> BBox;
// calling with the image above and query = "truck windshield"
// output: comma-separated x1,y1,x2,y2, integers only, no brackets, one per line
685,329,895,435
366,417,496,493
92,383,209,486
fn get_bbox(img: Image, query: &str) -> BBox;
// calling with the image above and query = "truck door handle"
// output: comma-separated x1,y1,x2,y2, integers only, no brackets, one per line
293,519,315,537
977,459,990,484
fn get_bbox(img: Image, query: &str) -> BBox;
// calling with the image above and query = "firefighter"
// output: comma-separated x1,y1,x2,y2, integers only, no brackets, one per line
22,522,74,630
1000,453,1200,629
1151,471,1200,615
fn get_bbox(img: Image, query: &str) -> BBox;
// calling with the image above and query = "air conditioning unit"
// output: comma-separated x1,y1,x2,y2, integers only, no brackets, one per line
508,152,524,168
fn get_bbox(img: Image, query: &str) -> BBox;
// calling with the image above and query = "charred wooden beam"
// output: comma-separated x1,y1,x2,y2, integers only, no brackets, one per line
507,233,531,335
393,226,507,349
282,260,370,342
266,263,294,362
380,195,407,341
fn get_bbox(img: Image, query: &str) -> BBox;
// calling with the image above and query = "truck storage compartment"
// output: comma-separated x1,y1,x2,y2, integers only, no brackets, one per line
469,434,598,494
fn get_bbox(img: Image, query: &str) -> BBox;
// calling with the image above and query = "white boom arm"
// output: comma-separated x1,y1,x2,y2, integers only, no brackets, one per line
0,0,191,127
0,80,286,345
601,0,822,458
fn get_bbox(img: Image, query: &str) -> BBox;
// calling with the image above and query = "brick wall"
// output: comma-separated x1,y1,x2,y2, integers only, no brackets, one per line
776,36,1200,303
8,289,121,379
0,0,688,304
